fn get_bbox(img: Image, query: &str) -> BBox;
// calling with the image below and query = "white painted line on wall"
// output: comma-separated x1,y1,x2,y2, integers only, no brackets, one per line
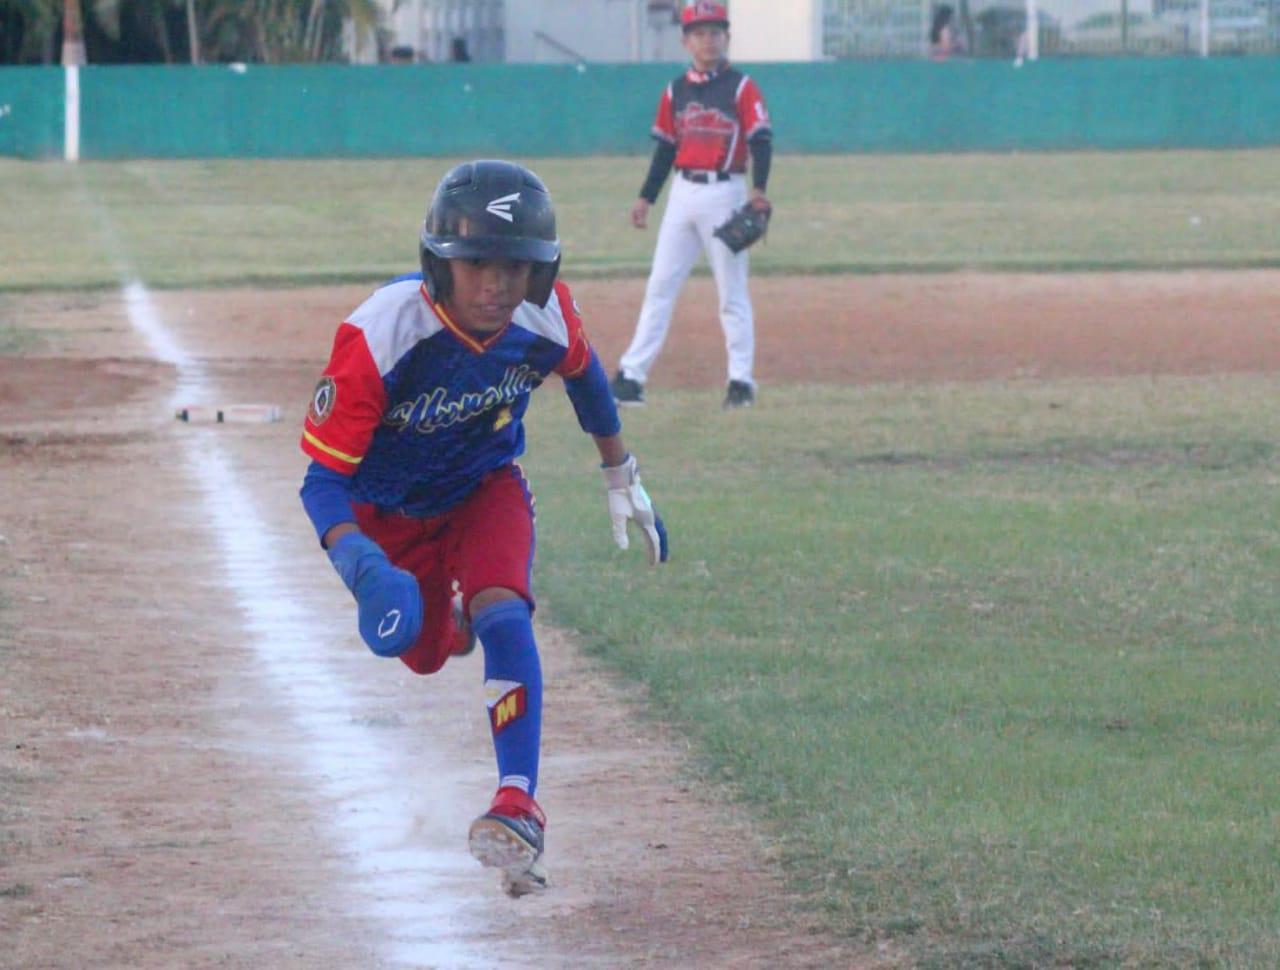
122,280,498,969
64,65,80,163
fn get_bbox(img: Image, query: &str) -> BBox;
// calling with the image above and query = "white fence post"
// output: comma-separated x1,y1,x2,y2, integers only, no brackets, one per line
64,65,80,163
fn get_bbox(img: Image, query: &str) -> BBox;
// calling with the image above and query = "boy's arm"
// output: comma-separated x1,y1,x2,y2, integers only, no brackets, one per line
562,347,622,438
554,290,668,565
593,433,628,469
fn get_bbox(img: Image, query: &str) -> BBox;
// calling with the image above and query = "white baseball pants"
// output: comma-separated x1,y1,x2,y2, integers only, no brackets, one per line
619,174,754,387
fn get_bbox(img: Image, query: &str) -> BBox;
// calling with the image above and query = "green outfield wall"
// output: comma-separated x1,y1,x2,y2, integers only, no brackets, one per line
3,57,1280,159
0,67,66,159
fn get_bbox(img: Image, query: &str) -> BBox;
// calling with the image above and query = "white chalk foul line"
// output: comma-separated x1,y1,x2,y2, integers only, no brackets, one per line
122,280,500,969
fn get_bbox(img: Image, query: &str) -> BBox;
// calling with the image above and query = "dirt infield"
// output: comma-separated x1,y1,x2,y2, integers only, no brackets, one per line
2,271,1278,969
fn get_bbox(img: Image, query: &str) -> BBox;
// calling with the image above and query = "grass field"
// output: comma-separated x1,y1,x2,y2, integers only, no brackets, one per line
3,152,1279,966
524,377,1280,966
3,148,1280,290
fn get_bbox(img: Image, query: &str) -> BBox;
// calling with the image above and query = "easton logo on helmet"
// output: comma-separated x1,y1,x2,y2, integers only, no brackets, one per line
485,192,520,222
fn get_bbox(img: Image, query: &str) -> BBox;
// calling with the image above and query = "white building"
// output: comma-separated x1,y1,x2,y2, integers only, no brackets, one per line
368,0,823,64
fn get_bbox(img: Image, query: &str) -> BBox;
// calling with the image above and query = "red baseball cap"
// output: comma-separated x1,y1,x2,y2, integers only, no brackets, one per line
682,1,729,31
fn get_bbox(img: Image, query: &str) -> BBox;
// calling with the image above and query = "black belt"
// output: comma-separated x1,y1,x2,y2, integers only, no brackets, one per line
680,169,731,184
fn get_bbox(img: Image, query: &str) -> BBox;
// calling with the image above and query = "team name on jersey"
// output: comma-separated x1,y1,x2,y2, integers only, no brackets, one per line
384,363,542,435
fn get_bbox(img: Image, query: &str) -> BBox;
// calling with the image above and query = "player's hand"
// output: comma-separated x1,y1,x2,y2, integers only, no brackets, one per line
602,454,669,566
327,532,423,657
630,198,650,229
749,189,771,212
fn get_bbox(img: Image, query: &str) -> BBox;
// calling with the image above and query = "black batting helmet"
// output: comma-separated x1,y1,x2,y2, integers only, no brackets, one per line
420,160,561,308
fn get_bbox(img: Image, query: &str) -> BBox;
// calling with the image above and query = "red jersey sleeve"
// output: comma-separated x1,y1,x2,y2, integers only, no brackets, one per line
737,76,771,139
550,281,593,379
651,84,676,143
300,321,387,474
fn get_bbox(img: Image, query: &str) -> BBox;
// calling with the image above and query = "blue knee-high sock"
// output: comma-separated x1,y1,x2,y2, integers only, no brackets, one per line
472,598,542,798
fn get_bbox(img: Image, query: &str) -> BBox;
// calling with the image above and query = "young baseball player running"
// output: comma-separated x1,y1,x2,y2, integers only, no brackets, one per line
612,0,773,410
299,160,669,897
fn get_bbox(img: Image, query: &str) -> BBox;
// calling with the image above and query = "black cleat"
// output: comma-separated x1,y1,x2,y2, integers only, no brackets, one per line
723,380,755,409
610,370,646,406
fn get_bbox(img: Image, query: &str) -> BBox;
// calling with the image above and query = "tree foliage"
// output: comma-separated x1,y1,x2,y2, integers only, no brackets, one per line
0,0,59,62
0,0,384,63
201,0,382,63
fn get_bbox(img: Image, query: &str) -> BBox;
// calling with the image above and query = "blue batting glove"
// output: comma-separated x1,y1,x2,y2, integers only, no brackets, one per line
327,532,423,658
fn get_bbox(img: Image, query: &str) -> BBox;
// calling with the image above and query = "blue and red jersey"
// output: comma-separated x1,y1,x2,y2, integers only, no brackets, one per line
301,274,619,522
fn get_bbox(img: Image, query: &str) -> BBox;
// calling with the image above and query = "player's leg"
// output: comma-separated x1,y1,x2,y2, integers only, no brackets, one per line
696,180,756,406
466,586,547,896
707,243,755,406
351,504,461,675
617,178,704,391
450,466,547,895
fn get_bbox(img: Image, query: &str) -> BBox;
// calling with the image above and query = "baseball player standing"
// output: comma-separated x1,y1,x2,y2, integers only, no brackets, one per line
299,160,669,897
611,0,773,410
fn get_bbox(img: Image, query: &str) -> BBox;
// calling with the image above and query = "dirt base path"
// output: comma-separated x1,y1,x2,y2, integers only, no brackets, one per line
2,271,1277,969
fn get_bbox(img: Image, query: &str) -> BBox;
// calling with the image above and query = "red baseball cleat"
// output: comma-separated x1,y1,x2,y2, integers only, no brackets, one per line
468,786,547,897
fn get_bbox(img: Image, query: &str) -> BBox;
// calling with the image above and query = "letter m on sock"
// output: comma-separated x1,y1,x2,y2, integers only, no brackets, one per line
485,679,528,734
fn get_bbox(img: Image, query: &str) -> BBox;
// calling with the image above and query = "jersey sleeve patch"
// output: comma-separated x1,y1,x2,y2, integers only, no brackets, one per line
300,321,387,473
308,376,337,425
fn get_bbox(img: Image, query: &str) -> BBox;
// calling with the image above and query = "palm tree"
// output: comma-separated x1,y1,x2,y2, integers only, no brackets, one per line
0,0,59,63
0,0,384,64
88,0,180,61
199,0,381,63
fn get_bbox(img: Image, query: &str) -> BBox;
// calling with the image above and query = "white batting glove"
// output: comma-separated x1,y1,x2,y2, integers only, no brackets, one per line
602,454,669,566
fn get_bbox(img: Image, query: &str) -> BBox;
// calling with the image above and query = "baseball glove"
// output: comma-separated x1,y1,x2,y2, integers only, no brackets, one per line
713,201,771,254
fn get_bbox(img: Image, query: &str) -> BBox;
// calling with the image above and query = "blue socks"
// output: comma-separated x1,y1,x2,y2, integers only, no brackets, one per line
473,598,543,798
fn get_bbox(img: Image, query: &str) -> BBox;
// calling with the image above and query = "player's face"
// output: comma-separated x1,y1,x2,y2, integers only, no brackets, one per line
683,24,728,69
445,258,533,334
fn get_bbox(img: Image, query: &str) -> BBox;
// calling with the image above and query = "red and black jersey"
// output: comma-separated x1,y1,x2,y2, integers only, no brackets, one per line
651,64,771,174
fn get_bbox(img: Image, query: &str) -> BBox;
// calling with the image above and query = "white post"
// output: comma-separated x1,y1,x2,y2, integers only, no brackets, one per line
61,0,83,162
1199,0,1210,56
64,66,80,162
1025,0,1040,60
